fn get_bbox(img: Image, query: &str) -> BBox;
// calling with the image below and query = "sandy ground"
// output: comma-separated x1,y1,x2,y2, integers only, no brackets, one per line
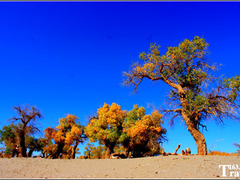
0,155,239,179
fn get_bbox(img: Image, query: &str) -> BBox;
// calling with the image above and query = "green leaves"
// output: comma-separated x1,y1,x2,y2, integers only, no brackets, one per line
223,76,240,101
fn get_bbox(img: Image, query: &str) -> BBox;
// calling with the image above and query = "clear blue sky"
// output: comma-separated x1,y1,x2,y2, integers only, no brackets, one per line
0,2,240,156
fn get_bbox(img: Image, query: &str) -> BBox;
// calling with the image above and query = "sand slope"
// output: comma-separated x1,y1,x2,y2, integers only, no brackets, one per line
0,156,239,178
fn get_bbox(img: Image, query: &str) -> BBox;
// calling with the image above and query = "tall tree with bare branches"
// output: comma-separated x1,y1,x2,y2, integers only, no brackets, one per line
10,105,42,157
123,36,240,155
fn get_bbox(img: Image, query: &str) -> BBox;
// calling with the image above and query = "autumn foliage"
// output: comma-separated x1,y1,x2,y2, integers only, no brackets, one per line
43,115,84,159
85,103,127,158
121,105,166,157
86,103,166,158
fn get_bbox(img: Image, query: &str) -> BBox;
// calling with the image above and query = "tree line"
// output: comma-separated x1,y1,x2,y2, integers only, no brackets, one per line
0,104,166,159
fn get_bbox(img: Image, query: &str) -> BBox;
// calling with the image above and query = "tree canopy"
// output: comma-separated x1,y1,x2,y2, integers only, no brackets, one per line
85,103,127,158
86,103,166,158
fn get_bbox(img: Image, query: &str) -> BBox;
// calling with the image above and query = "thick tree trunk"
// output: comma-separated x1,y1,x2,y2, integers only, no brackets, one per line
177,87,207,155
182,113,207,155
53,143,64,159
188,124,207,155
19,130,27,157
105,143,115,159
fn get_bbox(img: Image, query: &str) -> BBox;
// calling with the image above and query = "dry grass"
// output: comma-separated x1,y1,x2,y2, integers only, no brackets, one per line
208,150,239,156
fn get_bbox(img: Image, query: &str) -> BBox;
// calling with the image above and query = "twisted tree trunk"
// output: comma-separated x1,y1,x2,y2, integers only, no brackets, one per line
178,87,207,155
182,112,207,155
71,141,79,159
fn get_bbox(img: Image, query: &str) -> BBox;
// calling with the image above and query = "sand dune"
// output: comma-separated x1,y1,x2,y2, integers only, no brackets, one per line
0,155,239,178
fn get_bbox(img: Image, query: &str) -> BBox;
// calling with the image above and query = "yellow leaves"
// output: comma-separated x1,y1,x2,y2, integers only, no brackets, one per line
65,126,82,145
85,103,127,144
134,63,155,75
98,103,126,127
58,114,78,129
71,125,82,136
135,66,142,73
151,110,163,124
85,103,166,156
65,132,73,145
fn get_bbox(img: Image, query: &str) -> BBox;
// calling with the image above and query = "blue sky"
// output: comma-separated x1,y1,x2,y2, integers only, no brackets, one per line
0,2,240,156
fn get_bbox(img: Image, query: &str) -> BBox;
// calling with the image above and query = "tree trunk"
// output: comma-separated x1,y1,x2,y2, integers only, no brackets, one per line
28,149,34,157
71,141,79,159
105,143,115,159
178,87,207,155
124,147,130,158
19,130,27,157
183,113,207,155
41,151,45,158
53,143,64,159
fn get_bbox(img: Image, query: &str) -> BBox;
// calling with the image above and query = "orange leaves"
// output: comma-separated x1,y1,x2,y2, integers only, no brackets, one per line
43,114,83,158
171,54,176,60
54,130,65,143
125,109,164,142
66,114,78,124
71,125,82,136
208,151,238,156
44,127,57,140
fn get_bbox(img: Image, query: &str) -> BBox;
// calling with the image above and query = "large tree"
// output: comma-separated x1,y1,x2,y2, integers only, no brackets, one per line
120,105,166,157
10,105,42,157
123,36,240,155
85,103,127,158
0,123,43,157
43,114,84,159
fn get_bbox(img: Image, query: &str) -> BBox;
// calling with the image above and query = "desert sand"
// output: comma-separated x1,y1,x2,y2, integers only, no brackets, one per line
0,155,239,179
